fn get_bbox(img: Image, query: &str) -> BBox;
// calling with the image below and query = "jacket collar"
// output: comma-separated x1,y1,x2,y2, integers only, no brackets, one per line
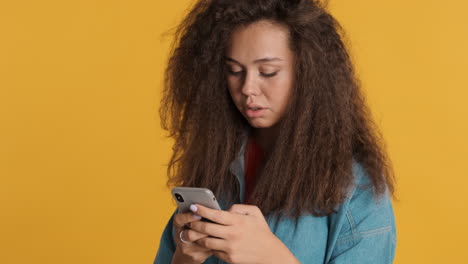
229,131,249,203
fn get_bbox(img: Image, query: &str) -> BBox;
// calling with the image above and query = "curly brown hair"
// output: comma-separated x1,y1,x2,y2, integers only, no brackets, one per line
159,0,396,219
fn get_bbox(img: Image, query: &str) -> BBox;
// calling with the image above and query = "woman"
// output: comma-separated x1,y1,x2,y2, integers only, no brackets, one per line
155,0,397,263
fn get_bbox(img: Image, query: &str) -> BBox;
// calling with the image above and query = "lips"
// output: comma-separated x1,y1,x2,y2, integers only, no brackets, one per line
245,105,266,118
246,104,264,110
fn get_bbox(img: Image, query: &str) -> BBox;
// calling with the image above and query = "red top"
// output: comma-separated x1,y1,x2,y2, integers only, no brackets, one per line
244,134,265,204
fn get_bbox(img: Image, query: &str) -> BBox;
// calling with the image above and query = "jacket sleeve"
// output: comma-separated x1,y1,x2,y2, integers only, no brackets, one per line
153,208,178,264
327,163,397,264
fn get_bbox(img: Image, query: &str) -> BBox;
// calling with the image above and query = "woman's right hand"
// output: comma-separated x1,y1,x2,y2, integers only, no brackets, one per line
171,211,213,264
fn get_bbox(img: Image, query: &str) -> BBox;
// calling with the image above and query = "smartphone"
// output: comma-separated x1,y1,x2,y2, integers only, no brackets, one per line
171,187,221,223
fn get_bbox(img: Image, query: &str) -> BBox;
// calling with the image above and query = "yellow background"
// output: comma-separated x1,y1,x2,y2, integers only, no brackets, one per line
0,0,466,263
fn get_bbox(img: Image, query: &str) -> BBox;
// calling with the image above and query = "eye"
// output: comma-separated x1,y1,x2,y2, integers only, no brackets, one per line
261,72,278,78
226,67,244,76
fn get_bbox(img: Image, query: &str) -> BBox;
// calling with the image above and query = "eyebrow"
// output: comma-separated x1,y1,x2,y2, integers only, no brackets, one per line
224,56,283,65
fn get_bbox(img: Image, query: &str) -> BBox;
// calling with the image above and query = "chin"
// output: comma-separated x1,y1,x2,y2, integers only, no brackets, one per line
247,118,274,128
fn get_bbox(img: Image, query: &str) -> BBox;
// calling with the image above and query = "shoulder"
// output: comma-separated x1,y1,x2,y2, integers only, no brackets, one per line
346,160,394,226
345,160,395,230
324,160,397,263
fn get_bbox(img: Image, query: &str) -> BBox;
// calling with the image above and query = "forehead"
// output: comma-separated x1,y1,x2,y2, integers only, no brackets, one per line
226,20,293,63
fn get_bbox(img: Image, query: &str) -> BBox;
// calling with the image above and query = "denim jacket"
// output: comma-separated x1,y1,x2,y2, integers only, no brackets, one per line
154,135,397,263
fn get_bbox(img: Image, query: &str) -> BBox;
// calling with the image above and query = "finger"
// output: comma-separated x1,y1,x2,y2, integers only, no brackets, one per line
185,242,211,252
189,220,229,239
195,236,229,252
176,229,211,251
190,204,236,226
179,233,212,252
173,212,202,228
186,243,211,252
183,228,211,242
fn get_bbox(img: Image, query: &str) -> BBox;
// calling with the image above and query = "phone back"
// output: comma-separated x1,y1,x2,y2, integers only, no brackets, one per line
171,187,221,213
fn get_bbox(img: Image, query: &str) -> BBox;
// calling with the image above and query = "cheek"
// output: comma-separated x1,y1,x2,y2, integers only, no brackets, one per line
267,78,293,106
226,81,242,106
227,77,239,91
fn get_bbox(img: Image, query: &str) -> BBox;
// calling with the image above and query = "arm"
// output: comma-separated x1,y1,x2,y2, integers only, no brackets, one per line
266,235,301,264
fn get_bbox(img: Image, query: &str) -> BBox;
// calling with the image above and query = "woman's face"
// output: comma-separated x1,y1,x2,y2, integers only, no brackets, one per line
225,20,295,129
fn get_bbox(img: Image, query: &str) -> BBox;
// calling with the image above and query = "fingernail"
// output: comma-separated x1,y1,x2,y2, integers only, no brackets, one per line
190,204,198,212
193,214,201,220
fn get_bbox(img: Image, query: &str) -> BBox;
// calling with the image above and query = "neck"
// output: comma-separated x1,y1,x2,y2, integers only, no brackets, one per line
252,124,280,158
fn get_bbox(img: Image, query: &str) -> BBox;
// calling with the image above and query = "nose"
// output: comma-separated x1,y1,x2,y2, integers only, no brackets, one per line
241,71,261,97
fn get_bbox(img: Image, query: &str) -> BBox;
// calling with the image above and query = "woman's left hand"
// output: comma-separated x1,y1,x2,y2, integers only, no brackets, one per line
187,204,299,264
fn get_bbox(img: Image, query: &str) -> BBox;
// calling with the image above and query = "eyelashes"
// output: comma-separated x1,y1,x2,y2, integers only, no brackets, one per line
226,69,278,78
260,71,278,78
